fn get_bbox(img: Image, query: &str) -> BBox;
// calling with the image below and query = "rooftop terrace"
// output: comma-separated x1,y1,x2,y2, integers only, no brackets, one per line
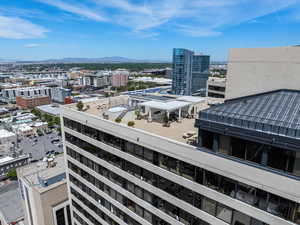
66,94,223,144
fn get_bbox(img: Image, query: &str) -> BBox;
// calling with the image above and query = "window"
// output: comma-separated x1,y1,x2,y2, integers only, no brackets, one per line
216,203,232,223
55,208,66,225
232,211,251,225
267,147,289,172
66,205,71,225
231,137,246,160
180,161,195,180
202,130,214,149
202,197,216,216
245,141,263,164
236,183,256,205
219,177,236,196
204,170,220,191
144,210,152,223
144,148,153,162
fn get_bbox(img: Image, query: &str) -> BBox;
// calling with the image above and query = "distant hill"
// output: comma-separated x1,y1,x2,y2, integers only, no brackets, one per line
0,57,170,64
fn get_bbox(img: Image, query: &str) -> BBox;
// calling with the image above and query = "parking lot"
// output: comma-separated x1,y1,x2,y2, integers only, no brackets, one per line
19,131,64,161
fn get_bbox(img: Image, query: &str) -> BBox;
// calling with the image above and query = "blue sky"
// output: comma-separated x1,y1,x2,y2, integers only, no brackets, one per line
1,0,300,61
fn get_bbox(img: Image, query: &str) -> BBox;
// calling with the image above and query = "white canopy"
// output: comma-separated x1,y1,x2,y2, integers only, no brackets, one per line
139,100,190,112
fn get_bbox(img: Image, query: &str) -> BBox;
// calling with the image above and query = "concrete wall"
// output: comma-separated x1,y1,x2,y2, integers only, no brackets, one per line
40,183,69,225
226,47,300,99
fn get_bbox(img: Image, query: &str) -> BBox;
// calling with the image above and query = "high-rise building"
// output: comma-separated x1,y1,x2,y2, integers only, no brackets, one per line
61,91,300,225
111,69,129,87
172,48,210,96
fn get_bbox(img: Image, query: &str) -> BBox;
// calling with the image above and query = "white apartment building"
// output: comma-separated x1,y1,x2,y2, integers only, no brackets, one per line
61,93,300,225
0,86,52,103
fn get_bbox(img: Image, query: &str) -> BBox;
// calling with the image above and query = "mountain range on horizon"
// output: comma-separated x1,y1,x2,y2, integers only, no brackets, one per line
0,56,171,64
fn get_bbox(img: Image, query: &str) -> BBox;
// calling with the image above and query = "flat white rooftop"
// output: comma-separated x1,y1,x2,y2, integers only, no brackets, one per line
0,129,16,139
0,156,14,164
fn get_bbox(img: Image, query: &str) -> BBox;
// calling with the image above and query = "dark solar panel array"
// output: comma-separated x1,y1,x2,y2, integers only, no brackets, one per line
200,90,300,138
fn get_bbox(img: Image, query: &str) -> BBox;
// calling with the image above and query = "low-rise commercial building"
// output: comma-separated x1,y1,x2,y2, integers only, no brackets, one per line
0,155,29,180
12,124,35,138
17,155,71,225
16,95,51,109
37,104,61,117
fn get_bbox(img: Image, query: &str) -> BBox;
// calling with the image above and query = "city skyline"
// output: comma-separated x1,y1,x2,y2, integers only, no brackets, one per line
1,0,300,60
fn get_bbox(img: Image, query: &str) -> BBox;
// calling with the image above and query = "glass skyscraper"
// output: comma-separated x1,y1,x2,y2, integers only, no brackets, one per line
172,48,210,96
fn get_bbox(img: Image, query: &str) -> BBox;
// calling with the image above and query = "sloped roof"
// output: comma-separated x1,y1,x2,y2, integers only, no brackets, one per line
199,90,300,139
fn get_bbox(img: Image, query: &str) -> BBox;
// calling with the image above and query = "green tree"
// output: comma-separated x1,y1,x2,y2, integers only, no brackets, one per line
7,168,17,180
54,117,61,125
31,108,42,118
76,101,84,111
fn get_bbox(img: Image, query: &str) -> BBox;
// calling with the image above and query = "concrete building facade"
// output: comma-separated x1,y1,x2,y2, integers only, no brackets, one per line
60,93,300,225
226,46,300,99
17,155,71,225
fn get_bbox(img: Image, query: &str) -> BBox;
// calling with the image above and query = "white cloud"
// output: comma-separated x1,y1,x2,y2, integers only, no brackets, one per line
37,0,300,37
0,15,48,39
24,43,41,48
37,0,107,22
176,25,221,37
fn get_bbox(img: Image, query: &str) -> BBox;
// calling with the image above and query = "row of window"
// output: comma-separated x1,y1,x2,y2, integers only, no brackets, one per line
71,186,143,225
68,159,208,225
67,146,267,225
73,211,91,225
62,118,300,225
201,131,300,177
70,174,170,225
72,200,109,225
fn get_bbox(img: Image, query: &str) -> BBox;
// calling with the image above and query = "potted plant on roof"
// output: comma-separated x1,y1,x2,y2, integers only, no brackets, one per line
115,118,122,123
76,101,84,111
128,121,135,127
135,109,141,120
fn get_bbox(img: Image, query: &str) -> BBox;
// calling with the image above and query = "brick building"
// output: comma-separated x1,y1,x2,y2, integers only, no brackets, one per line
16,96,51,109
